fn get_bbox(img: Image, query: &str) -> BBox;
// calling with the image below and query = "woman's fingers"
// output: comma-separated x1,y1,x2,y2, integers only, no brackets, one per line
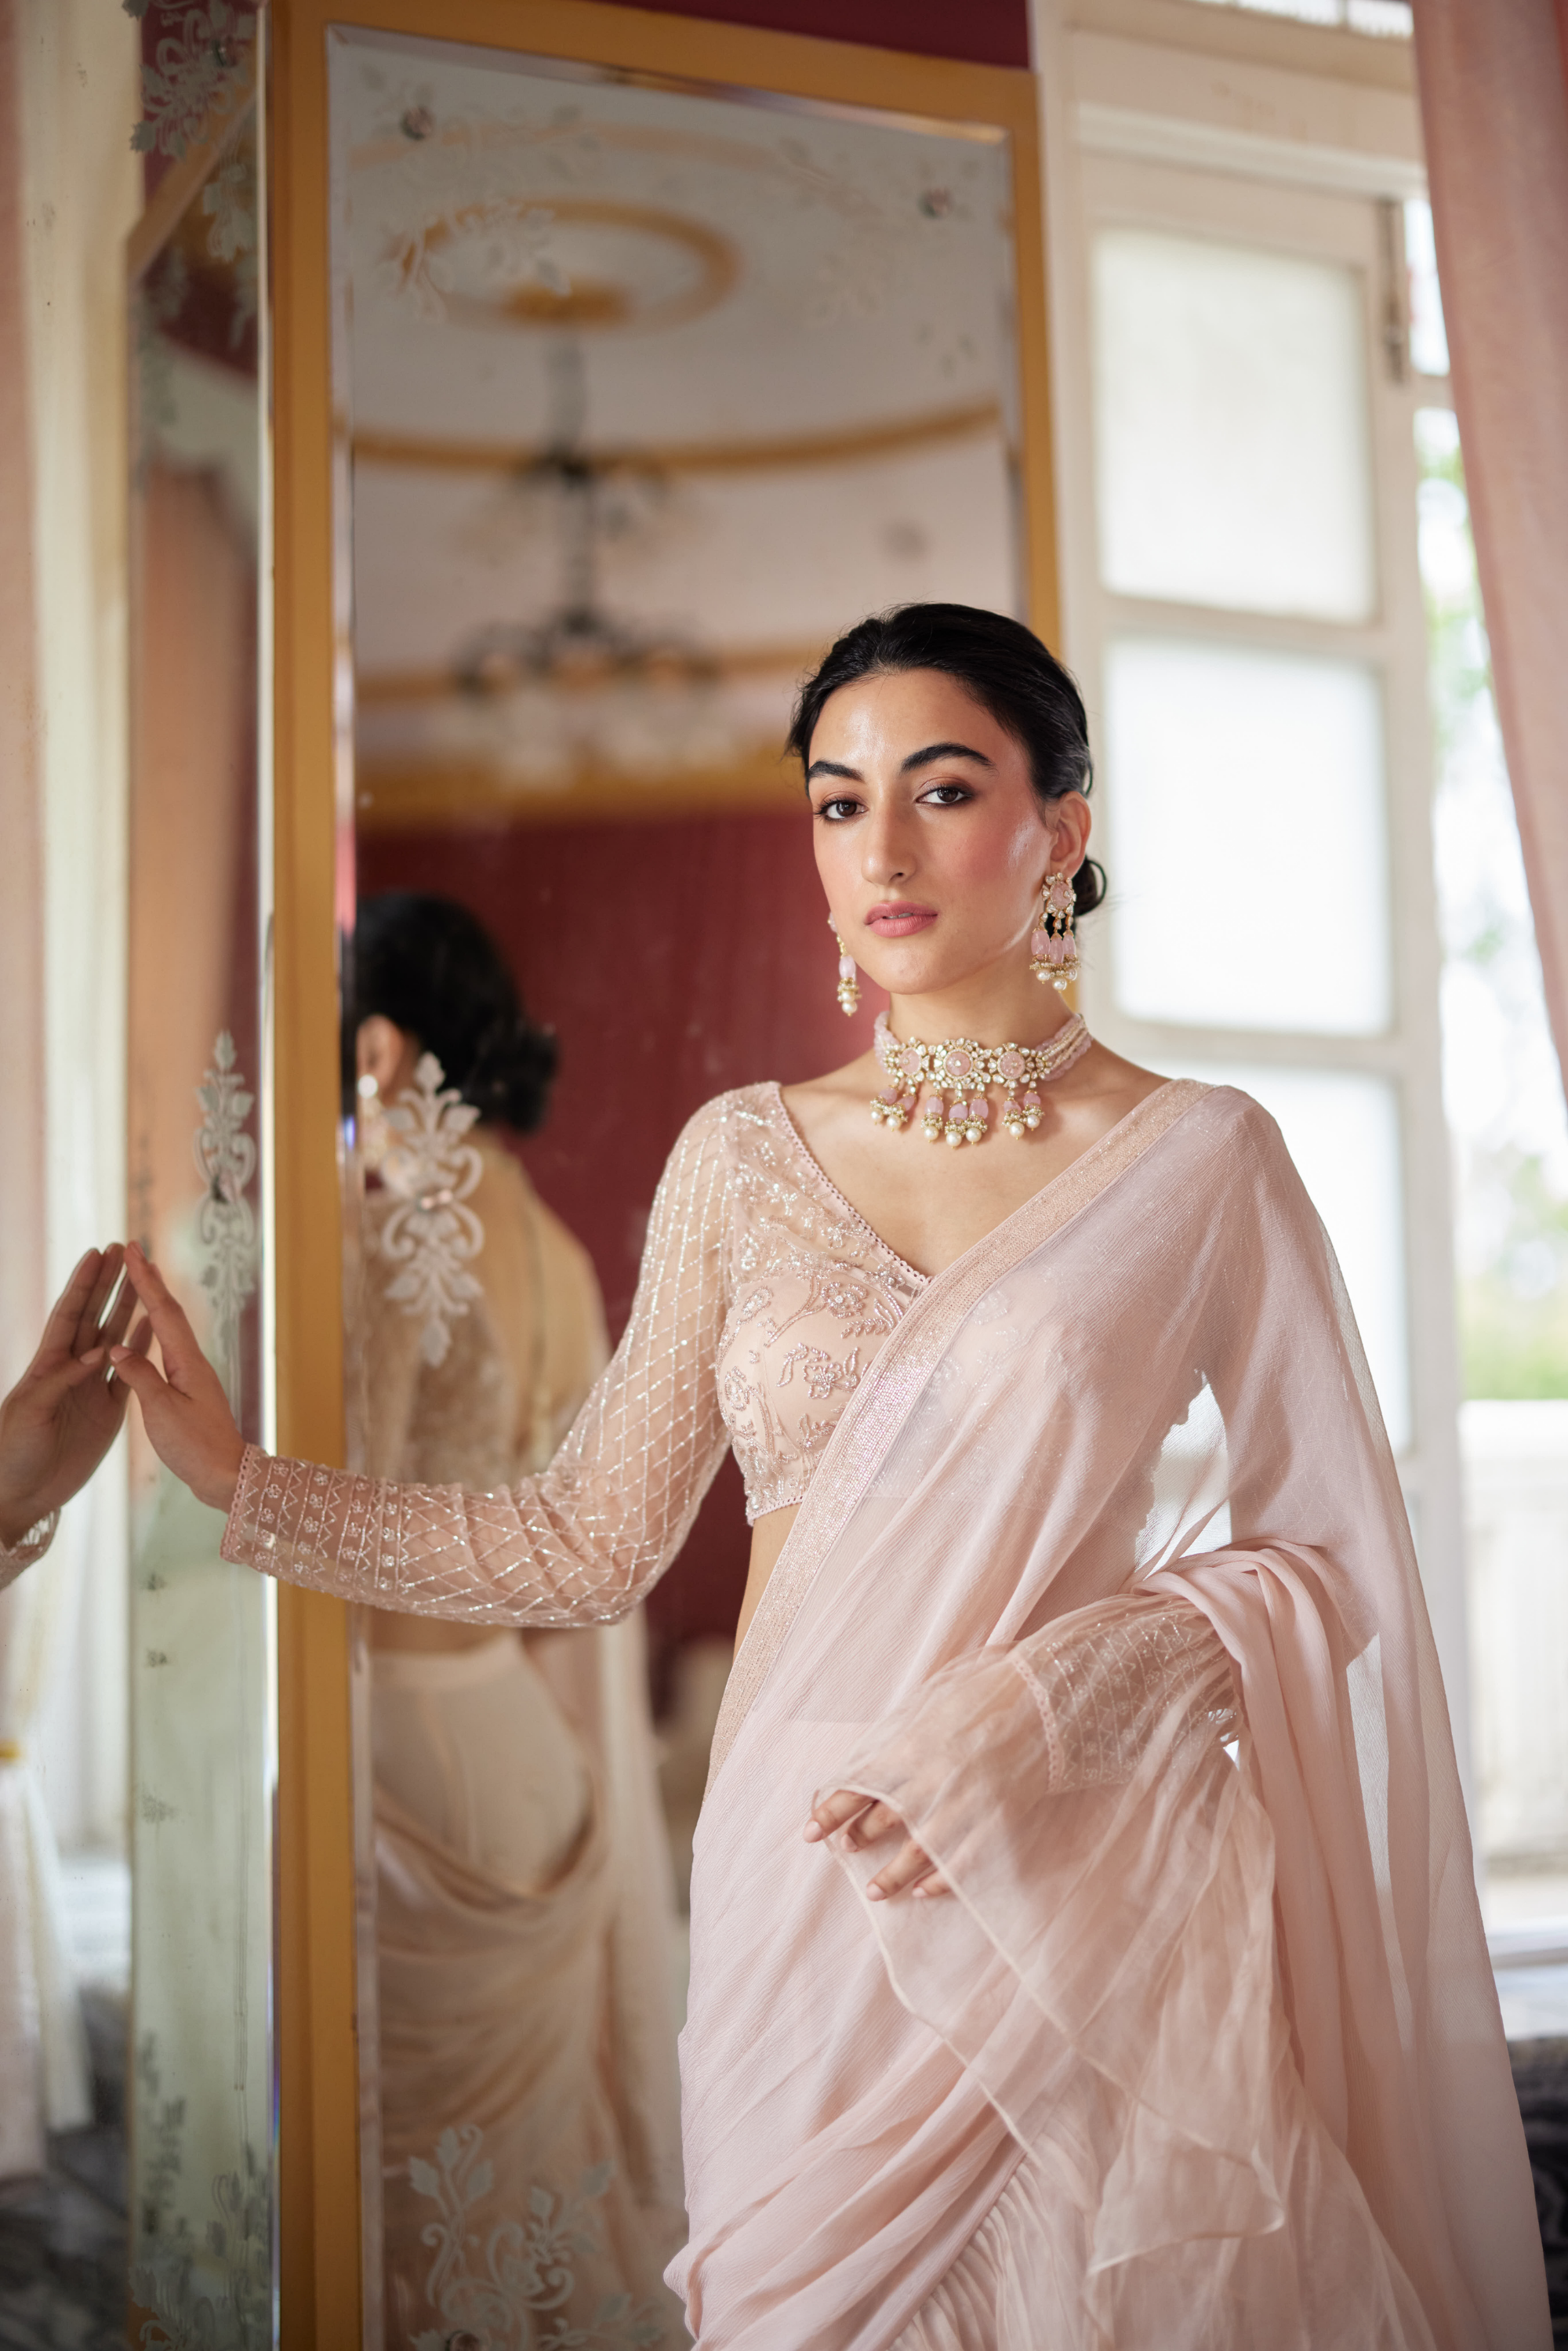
843,1800,899,1849
803,1787,875,1844
99,1261,140,1352
76,1246,125,1353
109,1261,246,1511
804,1788,950,1902
105,1335,176,1408
105,1316,154,1402
122,1245,208,1391
868,1840,949,1901
32,1250,102,1370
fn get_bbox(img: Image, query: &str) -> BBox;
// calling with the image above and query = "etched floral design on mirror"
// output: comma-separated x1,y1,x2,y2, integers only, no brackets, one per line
127,78,274,2350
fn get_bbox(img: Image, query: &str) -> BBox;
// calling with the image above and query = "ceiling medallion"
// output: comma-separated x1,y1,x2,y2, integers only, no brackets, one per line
408,197,739,336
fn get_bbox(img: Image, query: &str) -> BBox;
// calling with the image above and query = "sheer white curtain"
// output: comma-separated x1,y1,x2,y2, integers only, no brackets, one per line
0,1576,91,2172
1414,0,1568,1097
0,0,140,2176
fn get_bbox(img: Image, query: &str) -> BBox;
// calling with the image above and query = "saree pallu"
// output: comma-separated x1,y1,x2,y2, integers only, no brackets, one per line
673,1085,1545,2349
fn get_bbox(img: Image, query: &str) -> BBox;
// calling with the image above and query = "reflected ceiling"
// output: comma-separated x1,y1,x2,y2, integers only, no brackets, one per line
336,30,1022,826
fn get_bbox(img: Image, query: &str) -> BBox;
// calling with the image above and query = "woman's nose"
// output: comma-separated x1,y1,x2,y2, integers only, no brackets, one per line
860,807,913,887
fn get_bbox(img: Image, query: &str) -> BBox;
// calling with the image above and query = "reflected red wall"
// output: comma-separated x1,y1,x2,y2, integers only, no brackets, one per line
614,0,1029,65
358,808,876,1693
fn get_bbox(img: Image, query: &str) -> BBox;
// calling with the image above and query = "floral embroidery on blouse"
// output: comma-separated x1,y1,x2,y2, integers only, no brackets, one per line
715,1090,924,1519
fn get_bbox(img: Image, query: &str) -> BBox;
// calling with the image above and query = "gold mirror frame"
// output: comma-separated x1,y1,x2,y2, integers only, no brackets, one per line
267,4,1057,2338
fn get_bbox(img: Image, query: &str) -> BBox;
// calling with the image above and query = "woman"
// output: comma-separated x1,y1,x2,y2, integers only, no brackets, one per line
111,605,1546,2349
342,894,685,2346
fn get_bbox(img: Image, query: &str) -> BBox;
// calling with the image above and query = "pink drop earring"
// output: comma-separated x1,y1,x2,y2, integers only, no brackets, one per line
1029,873,1080,992
830,916,860,1016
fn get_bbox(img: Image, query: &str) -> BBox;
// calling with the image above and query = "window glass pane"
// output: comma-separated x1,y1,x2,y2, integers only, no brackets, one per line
1159,1062,1410,1450
1093,229,1376,621
1403,201,1450,379
1419,406,1568,1394
1183,0,1412,32
1104,636,1392,1035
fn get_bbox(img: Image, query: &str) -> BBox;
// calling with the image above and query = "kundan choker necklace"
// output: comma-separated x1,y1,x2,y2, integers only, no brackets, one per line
871,1009,1092,1146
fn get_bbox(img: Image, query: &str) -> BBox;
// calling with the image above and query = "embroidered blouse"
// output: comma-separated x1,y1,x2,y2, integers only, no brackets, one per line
223,1086,924,1618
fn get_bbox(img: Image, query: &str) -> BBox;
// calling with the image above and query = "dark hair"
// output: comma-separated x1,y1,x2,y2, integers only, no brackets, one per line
344,892,558,1134
786,603,1105,917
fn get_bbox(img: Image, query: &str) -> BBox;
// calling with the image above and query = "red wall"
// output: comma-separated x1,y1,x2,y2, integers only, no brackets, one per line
359,807,877,1692
614,0,1029,67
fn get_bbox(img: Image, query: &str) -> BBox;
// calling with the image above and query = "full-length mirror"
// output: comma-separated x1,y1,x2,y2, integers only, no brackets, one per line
126,96,275,2347
328,24,1034,2342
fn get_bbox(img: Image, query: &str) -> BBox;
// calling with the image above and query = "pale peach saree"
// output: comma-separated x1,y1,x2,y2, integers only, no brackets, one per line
674,1087,1544,2349
226,1082,1547,2348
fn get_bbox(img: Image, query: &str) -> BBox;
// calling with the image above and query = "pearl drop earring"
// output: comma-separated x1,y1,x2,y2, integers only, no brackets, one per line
830,916,860,1016
1029,873,1080,991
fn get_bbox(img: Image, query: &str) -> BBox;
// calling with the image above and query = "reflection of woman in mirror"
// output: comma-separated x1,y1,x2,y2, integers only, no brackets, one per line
114,608,1544,2349
346,894,684,2345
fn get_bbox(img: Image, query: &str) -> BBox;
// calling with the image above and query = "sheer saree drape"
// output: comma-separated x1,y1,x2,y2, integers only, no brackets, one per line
677,1083,1544,2349
225,1081,1544,2346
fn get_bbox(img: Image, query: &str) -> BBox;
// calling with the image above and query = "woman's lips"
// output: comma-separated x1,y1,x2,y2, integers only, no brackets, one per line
866,903,938,938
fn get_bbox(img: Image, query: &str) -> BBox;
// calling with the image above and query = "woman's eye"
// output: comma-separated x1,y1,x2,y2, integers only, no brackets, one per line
815,796,862,822
920,783,973,807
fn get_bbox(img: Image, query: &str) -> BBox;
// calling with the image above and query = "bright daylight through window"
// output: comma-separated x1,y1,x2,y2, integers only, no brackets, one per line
1077,122,1568,1973
1406,199,1568,1948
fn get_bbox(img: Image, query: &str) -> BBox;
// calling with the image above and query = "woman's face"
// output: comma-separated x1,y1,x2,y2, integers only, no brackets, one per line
806,667,1089,1003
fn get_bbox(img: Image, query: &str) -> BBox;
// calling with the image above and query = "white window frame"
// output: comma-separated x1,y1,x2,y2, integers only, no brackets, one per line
1029,0,1473,1799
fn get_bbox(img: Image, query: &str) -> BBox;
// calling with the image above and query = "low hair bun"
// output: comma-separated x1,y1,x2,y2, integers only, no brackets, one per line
463,1014,560,1136
345,892,557,1135
1073,858,1106,919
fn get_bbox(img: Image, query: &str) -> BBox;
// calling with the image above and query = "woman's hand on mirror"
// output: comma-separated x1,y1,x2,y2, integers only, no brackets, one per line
0,1246,152,1548
110,1244,246,1514
804,1789,950,1900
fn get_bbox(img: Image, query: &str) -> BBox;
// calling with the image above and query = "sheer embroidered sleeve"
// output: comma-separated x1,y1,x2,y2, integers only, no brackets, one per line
0,1511,59,1595
221,1098,736,1624
822,1591,1238,1833
1011,1594,1238,1792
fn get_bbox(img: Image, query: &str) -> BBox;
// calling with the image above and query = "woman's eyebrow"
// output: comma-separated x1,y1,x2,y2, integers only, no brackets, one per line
900,741,993,773
806,742,994,784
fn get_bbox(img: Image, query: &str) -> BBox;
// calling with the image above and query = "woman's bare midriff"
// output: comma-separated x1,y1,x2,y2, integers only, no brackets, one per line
735,1503,799,1656
372,1613,528,1654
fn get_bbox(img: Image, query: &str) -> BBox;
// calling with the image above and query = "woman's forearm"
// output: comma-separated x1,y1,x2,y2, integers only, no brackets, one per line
220,1435,722,1627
